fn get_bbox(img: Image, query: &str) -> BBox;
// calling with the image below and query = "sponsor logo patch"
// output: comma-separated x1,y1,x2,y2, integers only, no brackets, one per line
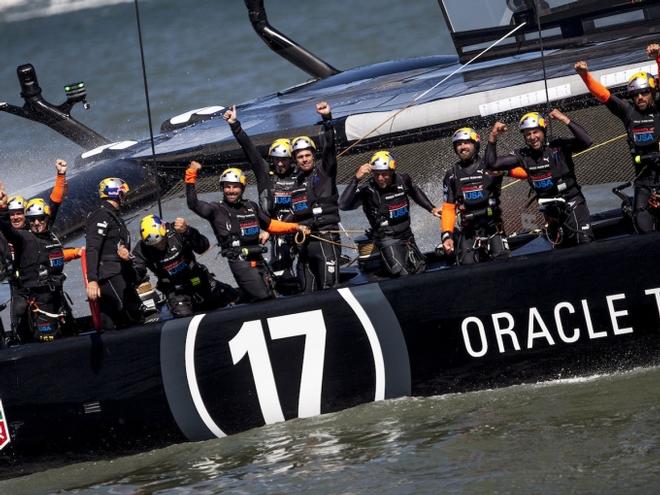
0,400,10,450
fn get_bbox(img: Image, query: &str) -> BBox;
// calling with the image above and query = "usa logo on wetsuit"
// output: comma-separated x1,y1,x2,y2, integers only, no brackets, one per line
461,184,485,201
240,219,259,237
633,126,655,145
531,172,554,190
388,199,409,219
274,191,292,205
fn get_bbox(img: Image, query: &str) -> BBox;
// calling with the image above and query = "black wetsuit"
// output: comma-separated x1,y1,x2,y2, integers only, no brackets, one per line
85,201,143,330
601,93,660,232
186,185,281,302
486,121,594,248
229,120,298,291
0,208,71,342
6,196,65,342
340,172,431,276
289,113,340,292
443,152,510,264
132,224,237,317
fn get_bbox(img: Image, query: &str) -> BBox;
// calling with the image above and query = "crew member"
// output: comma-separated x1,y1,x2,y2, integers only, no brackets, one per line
185,162,309,302
5,159,70,344
290,101,341,292
85,178,143,330
441,127,527,264
339,150,440,276
0,194,80,342
485,109,594,248
132,214,238,317
575,43,660,233
223,105,299,292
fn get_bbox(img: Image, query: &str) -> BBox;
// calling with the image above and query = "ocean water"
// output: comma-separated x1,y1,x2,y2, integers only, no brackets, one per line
1,0,659,492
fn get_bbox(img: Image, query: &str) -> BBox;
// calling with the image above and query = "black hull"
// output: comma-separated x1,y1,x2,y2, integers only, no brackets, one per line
1,232,659,475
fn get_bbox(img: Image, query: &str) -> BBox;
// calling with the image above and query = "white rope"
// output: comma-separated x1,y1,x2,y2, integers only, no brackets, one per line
338,21,528,157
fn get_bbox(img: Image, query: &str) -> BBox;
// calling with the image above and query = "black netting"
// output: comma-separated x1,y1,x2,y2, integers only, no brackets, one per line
161,91,636,235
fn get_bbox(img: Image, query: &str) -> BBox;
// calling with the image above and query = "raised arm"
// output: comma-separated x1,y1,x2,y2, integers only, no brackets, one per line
574,60,631,122
317,101,337,179
548,108,593,153
339,163,371,211
0,185,23,247
48,159,68,224
174,217,210,254
484,122,521,172
185,161,215,220
224,106,270,198
649,43,660,76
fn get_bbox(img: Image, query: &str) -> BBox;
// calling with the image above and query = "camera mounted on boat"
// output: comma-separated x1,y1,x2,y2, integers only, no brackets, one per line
64,81,90,110
1,64,108,149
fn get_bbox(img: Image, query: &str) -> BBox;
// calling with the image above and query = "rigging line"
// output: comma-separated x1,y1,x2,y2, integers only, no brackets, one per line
573,133,626,157
534,1,554,138
134,0,162,218
337,21,528,159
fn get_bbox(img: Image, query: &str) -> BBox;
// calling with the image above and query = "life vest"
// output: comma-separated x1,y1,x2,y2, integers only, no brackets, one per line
516,147,579,200
291,170,340,228
145,228,211,294
453,162,500,211
153,229,192,279
270,174,297,219
626,109,658,155
19,230,65,289
218,200,261,258
362,174,412,237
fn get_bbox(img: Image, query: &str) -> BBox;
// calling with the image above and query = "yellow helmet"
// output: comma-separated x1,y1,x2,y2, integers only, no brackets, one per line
220,167,247,187
627,72,656,94
291,136,317,154
25,198,51,218
140,214,167,246
370,150,397,171
519,112,546,132
268,138,292,158
99,177,129,200
8,195,25,212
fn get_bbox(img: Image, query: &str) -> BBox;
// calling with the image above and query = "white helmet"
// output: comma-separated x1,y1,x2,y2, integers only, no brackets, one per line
268,138,292,158
8,195,25,212
369,151,397,171
291,136,317,154
219,167,247,187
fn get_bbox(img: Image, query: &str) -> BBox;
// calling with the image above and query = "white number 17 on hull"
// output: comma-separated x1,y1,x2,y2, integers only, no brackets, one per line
229,310,327,424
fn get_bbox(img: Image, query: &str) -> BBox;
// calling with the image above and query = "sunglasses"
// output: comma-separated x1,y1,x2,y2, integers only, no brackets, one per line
28,215,47,223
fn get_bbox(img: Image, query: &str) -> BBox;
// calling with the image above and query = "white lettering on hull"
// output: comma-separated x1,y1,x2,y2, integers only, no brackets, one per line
492,312,520,353
528,307,556,348
607,294,633,335
461,290,653,358
644,288,660,318
462,317,488,358
554,302,579,343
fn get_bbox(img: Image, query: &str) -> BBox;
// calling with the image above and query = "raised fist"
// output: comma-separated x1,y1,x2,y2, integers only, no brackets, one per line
574,60,588,75
223,105,237,124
